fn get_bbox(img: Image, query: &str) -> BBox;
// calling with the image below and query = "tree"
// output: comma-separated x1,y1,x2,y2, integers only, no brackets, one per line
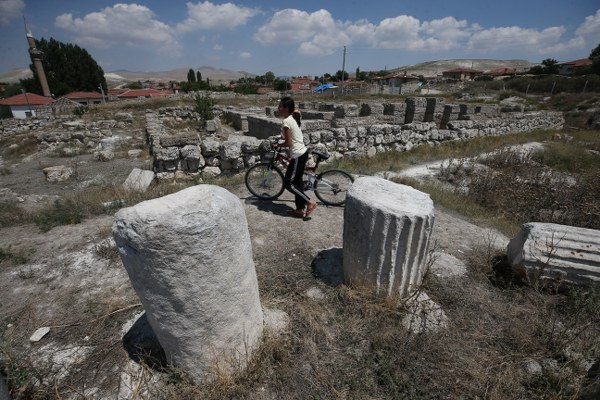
273,78,290,91
187,69,196,83
265,71,275,86
127,81,143,89
355,67,368,81
529,58,560,75
1,82,24,98
335,70,349,81
196,71,202,82
590,43,600,75
20,37,106,97
234,83,258,94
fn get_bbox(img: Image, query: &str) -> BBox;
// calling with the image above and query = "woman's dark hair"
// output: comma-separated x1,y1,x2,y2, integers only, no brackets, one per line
279,96,301,127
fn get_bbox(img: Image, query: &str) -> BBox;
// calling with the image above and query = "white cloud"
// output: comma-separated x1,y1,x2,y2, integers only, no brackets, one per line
239,51,251,58
467,25,566,54
55,3,181,55
0,0,25,26
254,10,475,55
213,44,223,51
254,7,600,59
177,1,259,33
576,9,600,38
255,8,350,55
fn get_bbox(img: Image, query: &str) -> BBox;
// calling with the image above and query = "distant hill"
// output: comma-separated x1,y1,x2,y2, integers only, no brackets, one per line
0,68,32,84
105,66,255,87
1,60,537,87
390,59,536,77
0,66,255,87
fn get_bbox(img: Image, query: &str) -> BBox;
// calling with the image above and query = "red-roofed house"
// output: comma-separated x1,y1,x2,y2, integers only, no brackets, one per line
488,67,517,75
442,68,483,81
62,91,104,105
559,58,592,75
0,92,53,119
290,77,318,92
118,89,172,99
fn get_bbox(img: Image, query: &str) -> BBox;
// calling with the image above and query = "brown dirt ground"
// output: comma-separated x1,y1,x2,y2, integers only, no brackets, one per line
0,132,509,397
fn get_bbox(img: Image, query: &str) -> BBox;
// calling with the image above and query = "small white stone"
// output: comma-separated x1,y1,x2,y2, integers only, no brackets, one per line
305,286,326,300
30,327,50,342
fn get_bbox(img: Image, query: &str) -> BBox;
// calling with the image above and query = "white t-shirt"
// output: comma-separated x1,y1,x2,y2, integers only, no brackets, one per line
283,115,307,158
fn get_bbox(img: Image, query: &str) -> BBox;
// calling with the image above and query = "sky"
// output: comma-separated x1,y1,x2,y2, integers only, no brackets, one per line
1,0,599,77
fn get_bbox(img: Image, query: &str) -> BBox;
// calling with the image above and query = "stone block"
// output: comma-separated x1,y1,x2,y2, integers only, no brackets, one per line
123,168,155,192
507,222,600,287
112,185,263,383
160,134,199,147
43,165,74,182
343,177,435,299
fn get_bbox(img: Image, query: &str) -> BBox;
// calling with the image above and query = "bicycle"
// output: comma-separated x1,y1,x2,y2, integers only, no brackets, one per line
245,144,354,206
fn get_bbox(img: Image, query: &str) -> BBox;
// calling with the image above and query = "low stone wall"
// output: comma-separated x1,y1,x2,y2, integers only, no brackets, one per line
146,110,266,179
153,101,564,179
0,115,70,135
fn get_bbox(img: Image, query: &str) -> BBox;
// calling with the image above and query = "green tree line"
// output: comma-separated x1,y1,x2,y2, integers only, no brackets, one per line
20,37,107,97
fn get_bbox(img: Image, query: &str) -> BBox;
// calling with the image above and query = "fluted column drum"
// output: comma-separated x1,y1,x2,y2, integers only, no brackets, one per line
343,177,435,300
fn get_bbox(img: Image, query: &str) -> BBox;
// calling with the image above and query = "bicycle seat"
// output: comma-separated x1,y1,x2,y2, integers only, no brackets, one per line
311,150,330,162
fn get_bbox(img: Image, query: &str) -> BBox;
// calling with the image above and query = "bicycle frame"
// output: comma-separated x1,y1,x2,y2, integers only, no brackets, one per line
264,145,328,176
246,143,353,205
263,146,332,192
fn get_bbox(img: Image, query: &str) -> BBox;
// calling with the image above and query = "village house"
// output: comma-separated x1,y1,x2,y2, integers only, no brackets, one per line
374,72,420,94
484,67,518,80
290,77,319,92
0,92,53,119
559,58,592,75
62,91,105,105
117,88,173,100
442,68,483,81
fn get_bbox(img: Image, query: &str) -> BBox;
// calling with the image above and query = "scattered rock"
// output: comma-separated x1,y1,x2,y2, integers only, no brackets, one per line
30,326,50,342
122,168,155,192
401,292,448,334
430,252,468,278
523,359,543,375
305,286,326,300
43,165,74,182
263,307,290,334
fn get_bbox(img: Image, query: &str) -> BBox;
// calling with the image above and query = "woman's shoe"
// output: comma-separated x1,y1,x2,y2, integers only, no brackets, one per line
287,209,305,218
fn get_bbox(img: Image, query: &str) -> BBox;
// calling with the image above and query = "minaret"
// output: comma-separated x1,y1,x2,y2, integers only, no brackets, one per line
24,18,51,97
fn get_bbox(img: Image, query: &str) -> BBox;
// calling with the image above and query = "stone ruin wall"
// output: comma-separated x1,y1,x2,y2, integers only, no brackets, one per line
151,98,564,179
164,97,560,178
0,98,565,180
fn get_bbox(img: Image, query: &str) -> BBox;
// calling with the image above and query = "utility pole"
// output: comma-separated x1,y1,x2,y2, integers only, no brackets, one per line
341,46,346,97
98,84,106,103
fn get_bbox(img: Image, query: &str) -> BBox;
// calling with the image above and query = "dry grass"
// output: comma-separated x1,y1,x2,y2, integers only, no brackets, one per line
143,254,600,399
434,131,600,231
1,96,599,398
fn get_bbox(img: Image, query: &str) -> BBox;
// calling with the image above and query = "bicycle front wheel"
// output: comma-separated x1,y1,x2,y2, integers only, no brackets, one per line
245,163,285,200
314,169,354,206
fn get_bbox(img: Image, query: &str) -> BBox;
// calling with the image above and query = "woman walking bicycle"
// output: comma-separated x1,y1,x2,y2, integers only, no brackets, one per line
275,96,317,218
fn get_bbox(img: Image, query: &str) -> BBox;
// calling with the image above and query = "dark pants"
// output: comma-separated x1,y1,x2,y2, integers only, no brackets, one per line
284,150,311,210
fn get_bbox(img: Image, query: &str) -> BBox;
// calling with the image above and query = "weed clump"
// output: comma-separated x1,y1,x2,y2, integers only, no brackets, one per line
33,199,84,232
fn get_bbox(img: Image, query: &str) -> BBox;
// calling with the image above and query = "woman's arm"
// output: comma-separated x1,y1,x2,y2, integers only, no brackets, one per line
282,126,292,147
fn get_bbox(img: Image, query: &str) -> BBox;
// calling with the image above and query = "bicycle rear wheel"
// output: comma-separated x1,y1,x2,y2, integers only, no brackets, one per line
314,169,354,206
245,163,285,200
